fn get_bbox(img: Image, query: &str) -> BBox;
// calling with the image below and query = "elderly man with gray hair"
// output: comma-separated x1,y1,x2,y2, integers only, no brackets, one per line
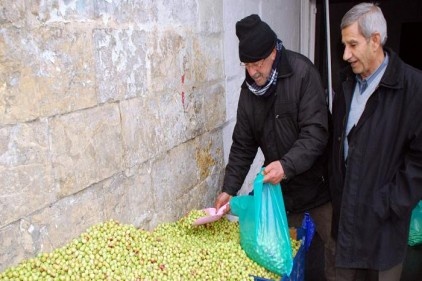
329,2,422,281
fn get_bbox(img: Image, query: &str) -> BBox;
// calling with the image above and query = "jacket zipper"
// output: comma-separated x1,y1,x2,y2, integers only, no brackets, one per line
339,115,347,170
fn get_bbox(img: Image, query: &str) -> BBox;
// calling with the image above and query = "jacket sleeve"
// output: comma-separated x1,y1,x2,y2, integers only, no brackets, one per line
389,77,422,218
389,124,422,217
222,91,259,196
280,61,329,178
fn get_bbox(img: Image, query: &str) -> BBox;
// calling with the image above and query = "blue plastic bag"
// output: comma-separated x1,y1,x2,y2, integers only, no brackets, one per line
408,201,422,246
230,168,293,276
302,213,315,251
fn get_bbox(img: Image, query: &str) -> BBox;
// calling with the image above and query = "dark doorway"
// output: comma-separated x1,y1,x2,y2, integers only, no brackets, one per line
400,22,422,70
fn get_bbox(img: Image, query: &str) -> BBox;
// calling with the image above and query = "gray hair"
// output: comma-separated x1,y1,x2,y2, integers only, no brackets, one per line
341,2,387,46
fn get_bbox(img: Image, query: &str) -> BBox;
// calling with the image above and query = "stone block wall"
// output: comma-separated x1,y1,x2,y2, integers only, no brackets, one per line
0,0,226,270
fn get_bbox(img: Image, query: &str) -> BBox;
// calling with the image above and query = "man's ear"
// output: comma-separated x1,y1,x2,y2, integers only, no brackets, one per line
371,32,382,51
271,47,277,60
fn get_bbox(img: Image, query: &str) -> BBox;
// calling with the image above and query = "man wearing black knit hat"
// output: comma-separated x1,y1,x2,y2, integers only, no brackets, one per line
214,14,335,281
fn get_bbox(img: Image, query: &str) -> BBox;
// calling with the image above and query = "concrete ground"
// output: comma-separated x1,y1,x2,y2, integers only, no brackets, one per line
305,234,422,281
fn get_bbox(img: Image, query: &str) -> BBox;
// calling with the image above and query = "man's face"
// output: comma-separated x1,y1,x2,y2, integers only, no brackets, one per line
341,22,378,79
243,49,275,86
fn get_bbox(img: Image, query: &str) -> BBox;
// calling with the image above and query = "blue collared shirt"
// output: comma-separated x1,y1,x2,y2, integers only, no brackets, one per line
344,53,389,159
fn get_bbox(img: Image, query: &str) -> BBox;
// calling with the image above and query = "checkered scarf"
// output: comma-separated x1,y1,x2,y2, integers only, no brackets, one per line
246,39,283,98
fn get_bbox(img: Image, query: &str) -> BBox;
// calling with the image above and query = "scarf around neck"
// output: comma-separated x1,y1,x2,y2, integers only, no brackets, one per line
245,39,283,98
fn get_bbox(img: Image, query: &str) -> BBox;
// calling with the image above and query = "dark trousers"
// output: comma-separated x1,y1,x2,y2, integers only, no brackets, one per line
287,201,336,281
335,262,403,281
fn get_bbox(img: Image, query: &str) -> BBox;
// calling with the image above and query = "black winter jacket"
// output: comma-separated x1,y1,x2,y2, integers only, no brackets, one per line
329,48,422,270
223,46,330,213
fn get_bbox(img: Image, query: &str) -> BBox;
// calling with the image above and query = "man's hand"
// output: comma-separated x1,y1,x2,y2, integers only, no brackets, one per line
263,161,286,184
214,192,232,214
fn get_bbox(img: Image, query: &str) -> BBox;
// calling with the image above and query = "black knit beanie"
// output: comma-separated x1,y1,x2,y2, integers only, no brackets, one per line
236,14,277,63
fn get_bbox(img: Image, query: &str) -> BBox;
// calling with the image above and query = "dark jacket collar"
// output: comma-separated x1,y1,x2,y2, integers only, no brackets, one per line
276,45,293,78
379,48,403,90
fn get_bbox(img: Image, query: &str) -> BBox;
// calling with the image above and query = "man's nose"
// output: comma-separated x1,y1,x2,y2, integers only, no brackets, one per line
343,46,351,62
247,67,259,77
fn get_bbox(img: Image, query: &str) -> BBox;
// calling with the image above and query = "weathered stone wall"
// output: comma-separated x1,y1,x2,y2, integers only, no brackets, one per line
0,0,226,270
